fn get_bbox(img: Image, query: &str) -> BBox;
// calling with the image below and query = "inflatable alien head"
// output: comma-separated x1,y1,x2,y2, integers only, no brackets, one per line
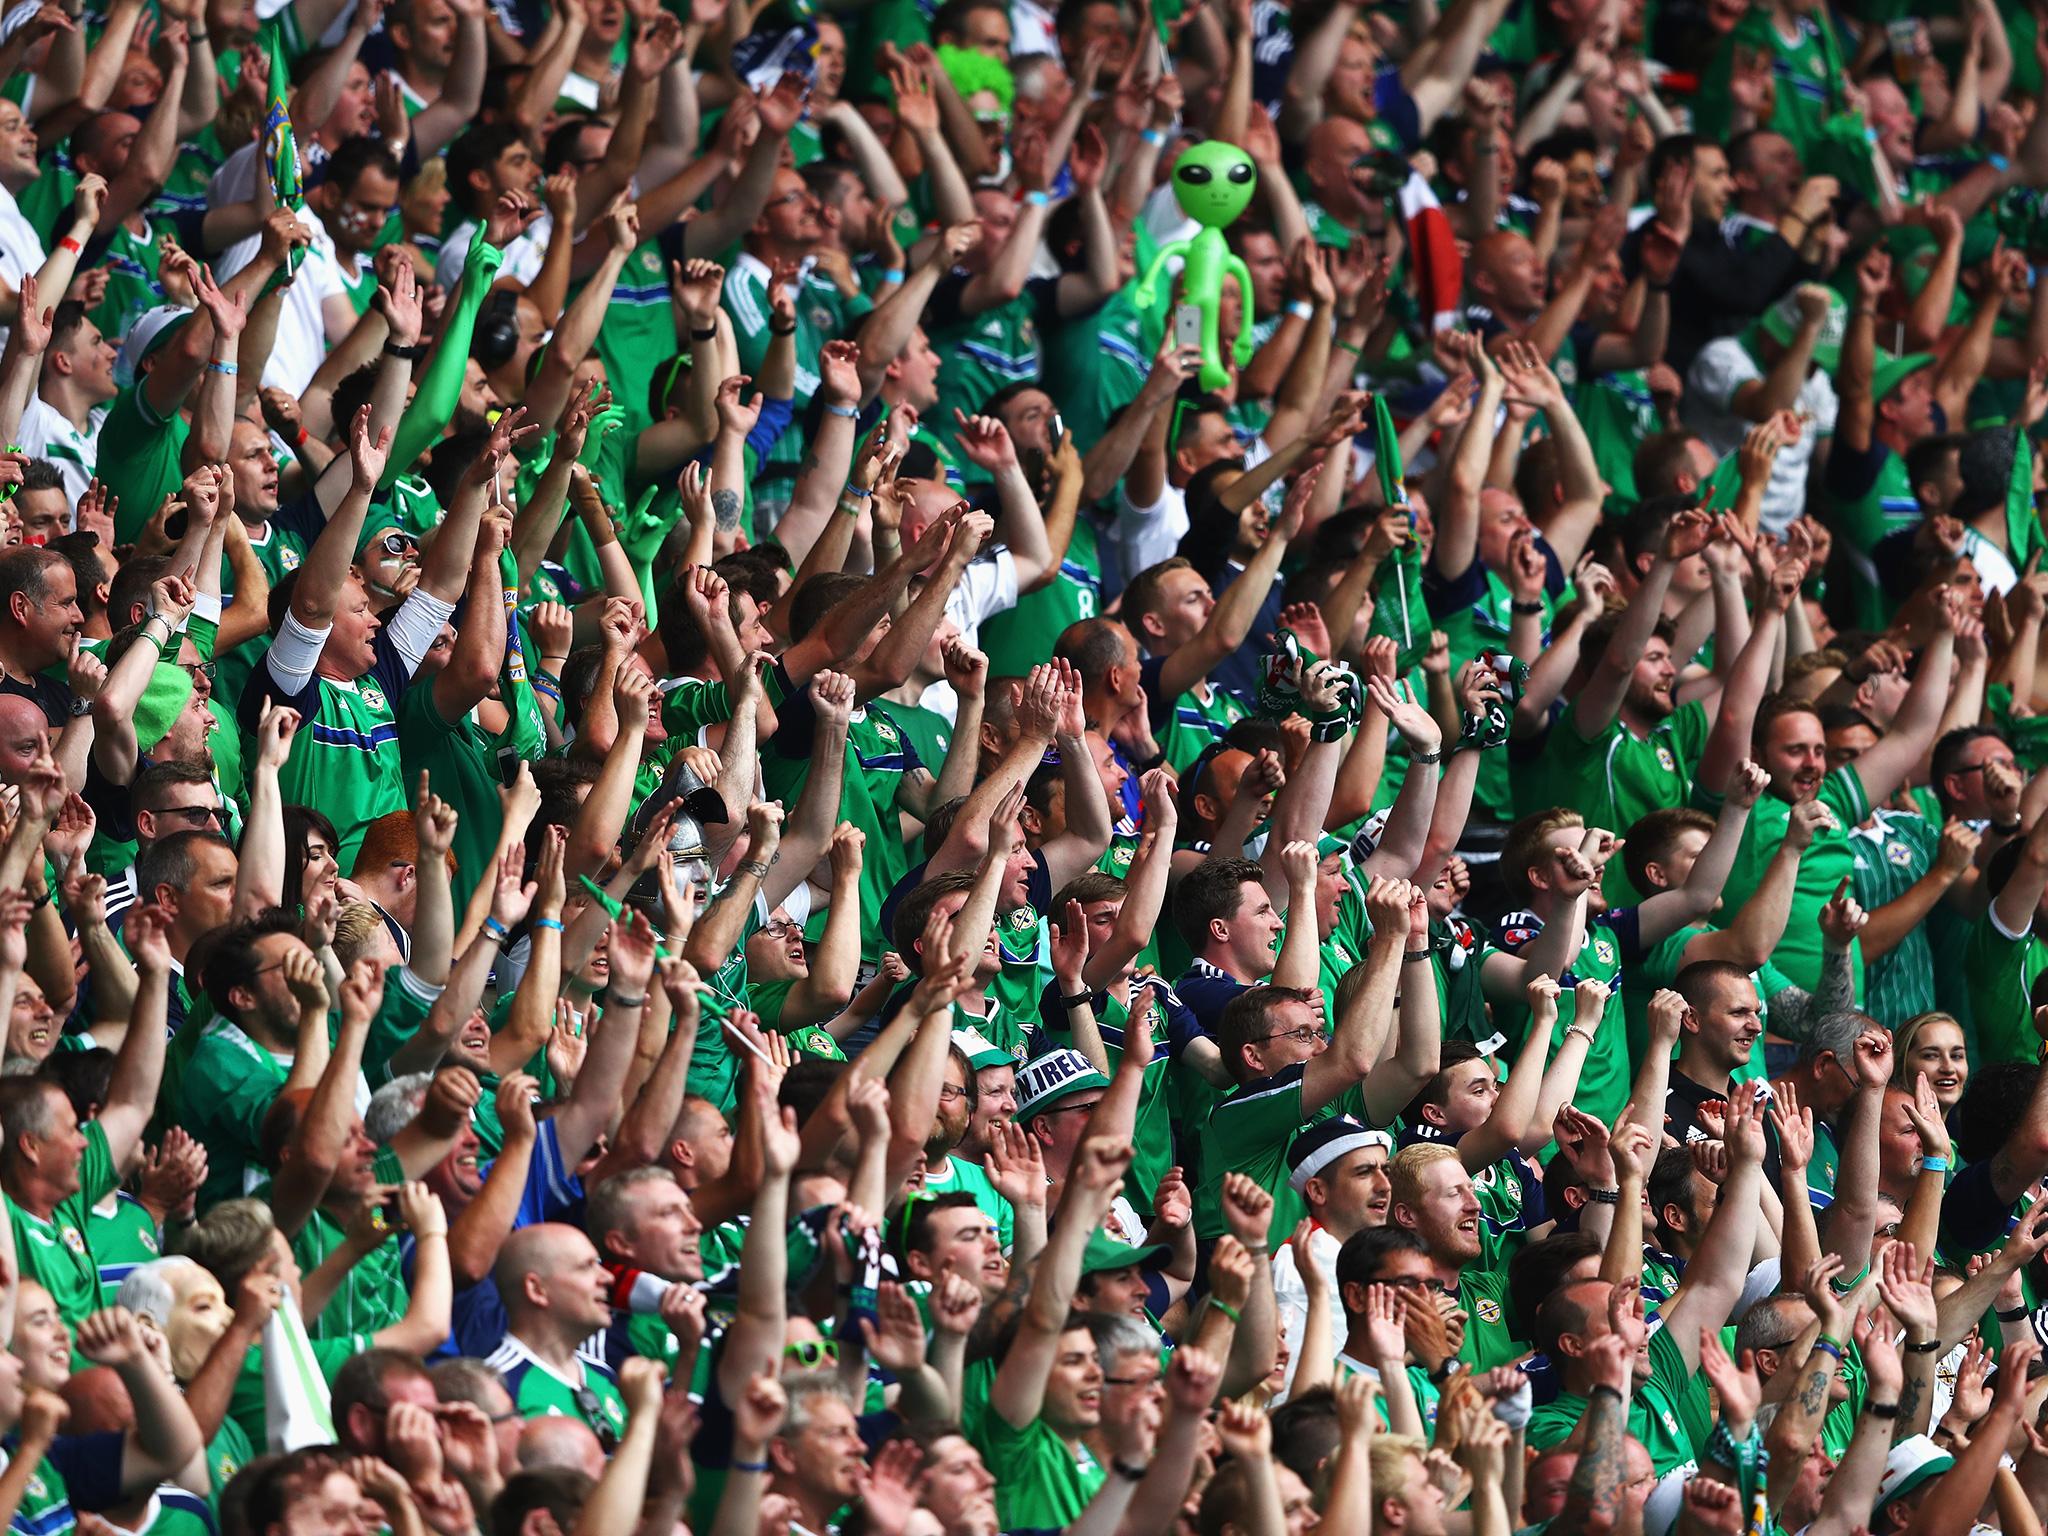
1171,141,1258,228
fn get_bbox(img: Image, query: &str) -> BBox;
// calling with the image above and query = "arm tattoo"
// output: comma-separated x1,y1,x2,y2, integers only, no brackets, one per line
713,488,741,532
1895,1372,1926,1443
1797,1362,1831,1417
1813,944,1858,1016
1563,1388,1626,1531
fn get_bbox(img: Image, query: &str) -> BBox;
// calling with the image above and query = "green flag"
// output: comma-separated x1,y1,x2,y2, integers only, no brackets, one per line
260,23,305,274
1368,394,1430,667
2010,428,2043,568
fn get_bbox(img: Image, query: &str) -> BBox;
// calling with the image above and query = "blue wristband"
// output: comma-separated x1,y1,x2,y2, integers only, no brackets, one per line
1989,153,2011,173
881,267,905,284
532,917,564,933
1023,189,1050,207
822,401,859,420
1919,1155,1949,1173
482,916,509,942
1141,129,1165,146
208,359,238,375
841,484,872,498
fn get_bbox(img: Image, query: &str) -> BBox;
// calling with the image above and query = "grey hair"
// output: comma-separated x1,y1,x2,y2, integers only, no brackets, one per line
0,1056,42,1077
777,1368,853,1436
366,1072,433,1144
117,1256,201,1327
1798,1010,1877,1066
1083,1311,1160,1373
585,1167,677,1250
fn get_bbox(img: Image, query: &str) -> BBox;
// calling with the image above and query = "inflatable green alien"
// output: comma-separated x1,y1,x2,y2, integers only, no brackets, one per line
1134,140,1260,392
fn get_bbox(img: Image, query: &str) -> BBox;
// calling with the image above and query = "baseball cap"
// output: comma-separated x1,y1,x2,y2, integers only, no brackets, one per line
1874,1436,1954,1513
113,305,194,391
951,1025,1013,1071
1757,287,1847,371
1871,348,1933,405
1079,1228,1168,1277
1287,1116,1394,1191
1015,1048,1112,1120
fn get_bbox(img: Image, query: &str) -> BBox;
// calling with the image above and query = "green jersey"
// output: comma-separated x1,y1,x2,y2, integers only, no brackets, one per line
181,1020,290,1211
1194,1065,1364,1242
104,385,192,545
1832,447,1917,632
1527,1321,1709,1481
1963,905,2048,1067
1708,768,1871,994
1038,285,1149,452
982,520,1105,679
256,664,410,870
1845,808,1941,1028
870,697,954,794
591,239,680,433
290,1169,409,1342
398,684,507,911
1491,912,1630,1126
926,275,1057,447
488,1334,629,1442
1577,368,1660,504
723,254,871,513
10,1120,119,1328
1456,1264,1524,1371
87,1190,163,1308
1519,699,1710,833
976,1412,1104,1531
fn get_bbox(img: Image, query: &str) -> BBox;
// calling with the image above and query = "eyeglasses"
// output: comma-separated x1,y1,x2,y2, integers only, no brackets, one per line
1037,1096,1103,1117
784,1338,840,1366
937,1084,969,1103
571,1385,621,1452
178,661,216,684
1258,1024,1323,1046
159,803,222,824
761,919,804,941
1102,1374,1158,1387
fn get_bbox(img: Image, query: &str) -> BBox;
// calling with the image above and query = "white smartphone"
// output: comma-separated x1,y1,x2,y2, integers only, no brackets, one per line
1174,301,1204,349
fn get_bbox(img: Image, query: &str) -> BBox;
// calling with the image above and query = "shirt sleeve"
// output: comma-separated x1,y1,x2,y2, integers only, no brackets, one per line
40,1433,129,1514
266,609,331,695
1685,340,1760,414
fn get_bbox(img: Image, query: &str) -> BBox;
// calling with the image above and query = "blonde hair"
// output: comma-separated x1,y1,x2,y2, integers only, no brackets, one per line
1368,1435,1429,1513
332,902,384,968
1501,808,1586,902
1892,1012,1964,1085
1388,1142,1460,1214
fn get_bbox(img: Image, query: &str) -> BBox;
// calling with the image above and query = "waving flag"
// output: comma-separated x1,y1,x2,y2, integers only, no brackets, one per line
260,23,304,275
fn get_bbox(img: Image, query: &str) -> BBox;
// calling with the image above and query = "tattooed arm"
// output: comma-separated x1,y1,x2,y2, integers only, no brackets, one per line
1558,1334,1633,1535
1750,940,1855,1044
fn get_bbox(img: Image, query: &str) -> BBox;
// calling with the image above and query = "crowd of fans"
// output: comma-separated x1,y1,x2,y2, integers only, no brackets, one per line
0,0,2043,1533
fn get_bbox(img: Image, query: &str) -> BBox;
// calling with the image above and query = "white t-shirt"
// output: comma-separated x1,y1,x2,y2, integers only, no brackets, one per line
916,548,1021,723
212,152,360,394
1683,337,1837,534
16,394,106,506
0,181,46,349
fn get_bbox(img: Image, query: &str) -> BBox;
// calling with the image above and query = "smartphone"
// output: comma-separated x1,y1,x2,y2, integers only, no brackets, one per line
1174,302,1204,349
1049,411,1065,447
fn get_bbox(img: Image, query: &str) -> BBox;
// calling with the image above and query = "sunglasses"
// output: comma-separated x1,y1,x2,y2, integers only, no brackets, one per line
784,1338,839,1367
572,1385,620,1452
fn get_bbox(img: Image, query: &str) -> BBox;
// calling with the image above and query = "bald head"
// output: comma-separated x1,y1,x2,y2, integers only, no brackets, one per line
494,1221,586,1292
517,1414,606,1479
494,1222,609,1339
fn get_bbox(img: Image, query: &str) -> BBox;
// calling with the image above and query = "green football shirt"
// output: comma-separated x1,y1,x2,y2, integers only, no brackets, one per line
977,1411,1104,1531
10,1119,119,1328
1706,768,1871,994
1963,906,2048,1067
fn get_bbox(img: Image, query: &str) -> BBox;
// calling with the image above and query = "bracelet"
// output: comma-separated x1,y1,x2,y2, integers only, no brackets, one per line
384,341,427,361
1023,189,1050,207
136,630,166,655
1866,1401,1900,1421
1996,1304,2031,1322
188,28,209,40
605,990,649,1010
207,359,238,375
689,325,716,341
1587,1186,1621,1204
730,1459,770,1474
1336,339,1363,357
1589,1382,1625,1402
822,401,859,420
1904,1337,1942,1354
1993,818,2023,835
769,320,796,336
1286,299,1314,320
1208,1299,1242,1322
1111,1459,1149,1482
57,236,81,255
532,917,564,933
1564,1024,1597,1048
738,858,771,879
481,916,509,942
1510,598,1545,615
1919,1155,1949,1173
293,426,309,447
1241,1243,1268,1256
1060,991,1093,1009
881,267,905,284
1811,1336,1845,1362
1140,128,1165,146
841,483,872,498
1403,948,1432,963
1409,747,1443,765
1989,152,2011,173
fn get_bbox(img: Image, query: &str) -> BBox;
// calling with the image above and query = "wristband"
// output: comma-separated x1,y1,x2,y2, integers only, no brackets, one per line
532,917,564,933
385,341,427,361
1993,818,2023,835
1208,1299,1241,1323
841,484,873,498
689,325,716,341
1241,1243,1269,1256
1060,991,1093,1009
57,235,81,255
1589,1382,1625,1402
605,990,648,1010
1866,1401,1900,1421
881,267,905,284
293,426,310,447
1811,1336,1845,1362
1990,153,2012,173
207,359,238,375
188,28,208,40
1409,747,1443,765
481,916,509,942
769,319,797,336
1140,128,1165,146
1336,339,1363,357
1023,189,1050,207
1587,1186,1621,1204
1286,299,1314,320
1111,1460,1149,1482
1904,1337,1942,1354
730,1459,770,1474
1510,598,1545,614
822,401,859,420
1996,1304,2031,1322
1429,1359,1462,1385
1403,948,1432,963
1919,1155,1949,1173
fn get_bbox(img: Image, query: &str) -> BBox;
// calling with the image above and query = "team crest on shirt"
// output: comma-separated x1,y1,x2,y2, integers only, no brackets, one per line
60,1224,84,1255
361,685,389,713
280,546,302,571
25,1474,44,1499
873,718,899,743
1886,841,1912,866
809,306,834,333
1005,907,1036,933
1656,745,1677,773
641,251,661,274
1474,1298,1502,1324
141,1230,159,1254
1592,937,1617,968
